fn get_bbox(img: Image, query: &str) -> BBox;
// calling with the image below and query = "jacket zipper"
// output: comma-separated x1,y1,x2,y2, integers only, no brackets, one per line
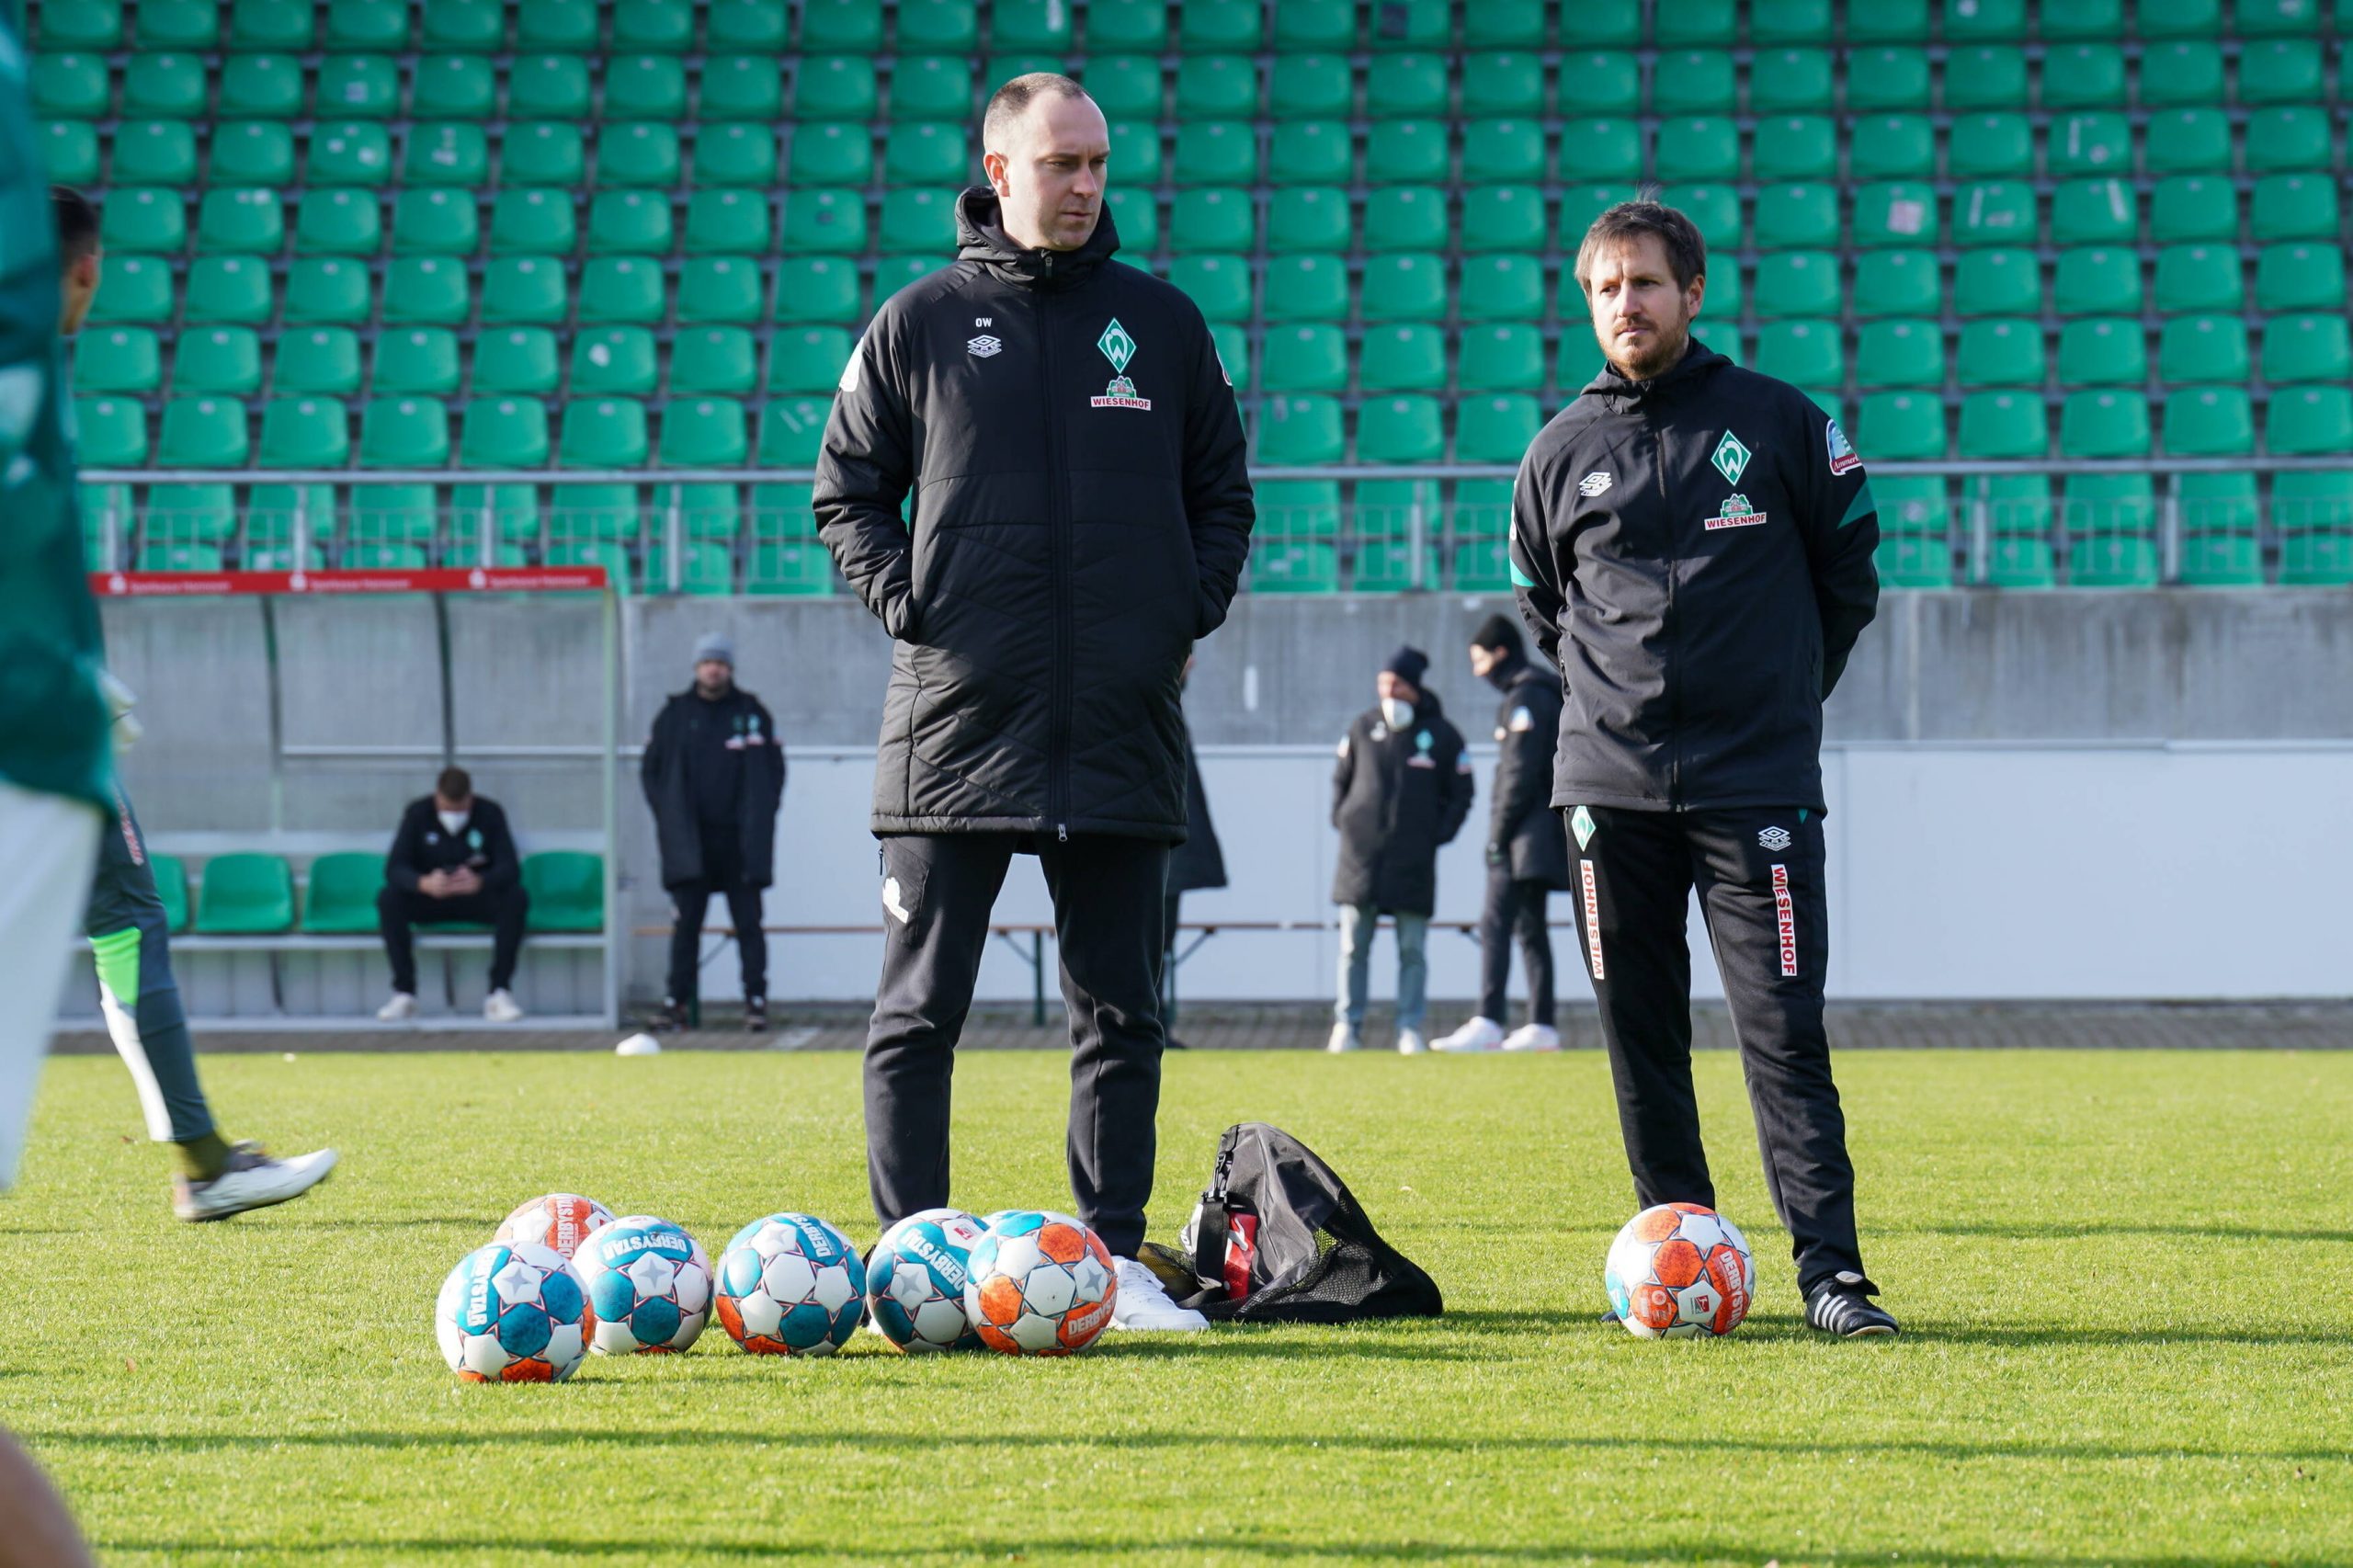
1650,398,1683,810
1036,279,1074,842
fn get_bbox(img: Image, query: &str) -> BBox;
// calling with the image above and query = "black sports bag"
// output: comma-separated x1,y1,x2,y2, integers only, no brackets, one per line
1161,1121,1443,1323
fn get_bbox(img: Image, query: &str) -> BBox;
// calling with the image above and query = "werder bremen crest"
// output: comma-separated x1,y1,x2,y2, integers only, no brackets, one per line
1090,318,1151,410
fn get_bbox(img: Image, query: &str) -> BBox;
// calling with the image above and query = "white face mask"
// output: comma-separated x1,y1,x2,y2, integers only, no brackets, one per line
438,810,469,835
1380,698,1415,730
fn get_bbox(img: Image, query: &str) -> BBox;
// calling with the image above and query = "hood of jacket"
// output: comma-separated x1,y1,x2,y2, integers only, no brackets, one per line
1577,337,1730,411
1481,653,1533,696
954,186,1121,291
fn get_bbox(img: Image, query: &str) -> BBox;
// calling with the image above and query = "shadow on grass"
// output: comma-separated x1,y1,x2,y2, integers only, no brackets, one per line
1893,1221,2353,1244
1437,1309,2353,1348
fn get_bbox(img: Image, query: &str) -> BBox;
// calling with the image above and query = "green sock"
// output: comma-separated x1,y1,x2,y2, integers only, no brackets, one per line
173,1131,233,1184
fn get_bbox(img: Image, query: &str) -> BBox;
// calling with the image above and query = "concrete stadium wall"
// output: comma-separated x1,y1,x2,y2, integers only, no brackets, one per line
88,589,2353,1011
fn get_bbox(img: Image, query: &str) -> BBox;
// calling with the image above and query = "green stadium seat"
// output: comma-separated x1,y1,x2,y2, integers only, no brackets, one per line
991,0,1073,48
2053,317,2142,385
1168,256,1251,323
2245,107,2330,173
2138,0,2222,32
1107,121,1163,186
1943,45,2027,108
2060,472,2155,534
882,121,965,187
1358,255,1444,322
1750,252,1838,319
781,189,868,253
2144,108,2232,175
587,191,673,256
2175,469,2259,541
1270,0,1352,47
2274,473,2353,584
2065,538,2160,589
374,329,463,395
1751,117,1836,182
1253,481,1340,541
192,188,281,255
315,54,398,118
458,398,550,467
1844,46,1930,111
1267,56,1351,122
608,0,693,50
1944,0,2027,36
210,119,298,185
99,188,183,255
499,0,590,48
682,191,769,256
85,255,169,326
1461,119,1544,184
1256,395,1343,464
748,483,815,539
1846,114,1932,180
1853,182,1938,248
1555,118,1640,181
284,257,371,324
1365,119,1448,183
2154,244,2242,314
676,257,763,325
1454,395,1540,464
1175,54,1256,118
508,56,593,119
741,541,834,595
2059,390,2152,457
1456,326,1544,392
2041,43,2126,108
346,483,438,546
336,541,428,570
43,0,125,48
699,54,783,119
2237,39,2323,102
1871,474,1950,537
2049,112,2131,177
606,55,688,119
1456,51,1539,115
1952,180,2033,247
183,256,273,325
449,482,540,546
1557,183,1637,244
1745,47,1831,112
478,256,566,325
2149,176,2235,243
657,400,749,467
1948,112,2030,178
879,188,955,254
111,119,196,185
308,120,392,186
1259,325,1346,392
556,400,650,469
141,852,193,931
421,0,505,49
1267,187,1352,252
256,395,351,465
2261,314,2349,385
1653,117,1738,182
2176,529,2264,588
2236,0,2325,30
1648,50,1733,116
358,398,451,468
386,188,473,256
502,124,586,187
1456,255,1544,324
1351,324,1440,391
144,483,239,546
194,855,295,935
514,851,604,932
794,54,879,119
1262,255,1349,322
1982,537,2057,588
414,56,495,119
1752,185,1836,249
2052,179,2135,246
1854,320,1942,388
2268,387,2353,455
2250,174,2336,242
1356,396,1443,464
290,188,375,256
1349,540,1440,592
2256,244,2344,311
119,51,208,117
569,328,658,395
798,0,881,49
773,258,860,323
1211,324,1249,392
1174,187,1256,252
271,329,362,396
1367,0,1450,46
2158,314,2247,383
688,123,775,189
1957,391,2047,458
40,120,101,184
2163,386,2254,455
890,0,976,50
323,0,410,50
2139,40,2222,106
2054,247,2142,315
73,396,146,466
1079,55,1161,121
597,123,682,187
137,538,226,572
1851,250,1938,318
671,327,760,394
77,327,163,395
1660,186,1739,253
1874,536,1953,589
1753,321,1842,389
756,400,831,467
1464,186,1545,254
1248,543,1339,593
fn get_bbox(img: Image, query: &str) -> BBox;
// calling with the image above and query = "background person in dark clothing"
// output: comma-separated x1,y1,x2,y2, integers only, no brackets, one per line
813,74,1253,1333
375,767,529,1023
640,632,785,1032
1328,646,1472,1058
1510,200,1894,1337
1434,615,1571,1054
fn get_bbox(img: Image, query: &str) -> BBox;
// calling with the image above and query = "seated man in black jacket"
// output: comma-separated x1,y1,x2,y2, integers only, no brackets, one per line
374,767,529,1023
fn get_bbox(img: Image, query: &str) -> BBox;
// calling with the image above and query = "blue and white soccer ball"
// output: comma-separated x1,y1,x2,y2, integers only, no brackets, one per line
865,1207,987,1353
435,1241,588,1383
572,1214,713,1355
713,1212,867,1356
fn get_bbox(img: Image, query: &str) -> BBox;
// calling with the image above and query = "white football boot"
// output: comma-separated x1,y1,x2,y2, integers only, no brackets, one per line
1396,1028,1427,1055
174,1143,339,1221
1501,1023,1562,1052
375,991,416,1022
1433,1017,1506,1053
1109,1256,1210,1332
483,989,525,1023
1326,1022,1362,1053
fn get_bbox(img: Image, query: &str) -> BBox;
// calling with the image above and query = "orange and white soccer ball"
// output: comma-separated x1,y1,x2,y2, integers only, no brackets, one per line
1604,1202,1755,1338
963,1210,1118,1356
494,1193,615,1260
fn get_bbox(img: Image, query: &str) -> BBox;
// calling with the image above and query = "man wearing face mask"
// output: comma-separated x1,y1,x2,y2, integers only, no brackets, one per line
375,767,529,1023
1328,647,1473,1057
1509,200,1892,1336
814,74,1253,1332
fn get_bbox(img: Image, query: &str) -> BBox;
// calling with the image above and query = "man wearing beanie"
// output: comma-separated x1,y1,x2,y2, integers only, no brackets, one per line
1328,646,1473,1055
641,632,786,1031
1433,615,1571,1054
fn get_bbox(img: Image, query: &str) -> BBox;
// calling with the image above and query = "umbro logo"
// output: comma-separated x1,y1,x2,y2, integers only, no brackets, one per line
1578,472,1612,496
1758,825,1792,851
967,335,1002,358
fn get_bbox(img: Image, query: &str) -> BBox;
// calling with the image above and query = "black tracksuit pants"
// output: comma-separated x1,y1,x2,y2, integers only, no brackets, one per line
1478,865,1555,1027
865,832,1168,1257
1565,803,1874,1298
665,835,767,1006
379,883,529,993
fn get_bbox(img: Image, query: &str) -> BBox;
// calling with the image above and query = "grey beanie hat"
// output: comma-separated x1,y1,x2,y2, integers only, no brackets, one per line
692,631,735,667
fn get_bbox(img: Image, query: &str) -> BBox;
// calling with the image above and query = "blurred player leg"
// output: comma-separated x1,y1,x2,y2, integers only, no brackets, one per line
1392,912,1429,1052
0,783,103,1191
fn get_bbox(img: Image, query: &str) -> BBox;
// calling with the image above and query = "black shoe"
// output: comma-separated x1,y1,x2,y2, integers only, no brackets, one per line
1806,1282,1900,1338
745,1000,767,1033
650,999,689,1033
1598,1306,1621,1326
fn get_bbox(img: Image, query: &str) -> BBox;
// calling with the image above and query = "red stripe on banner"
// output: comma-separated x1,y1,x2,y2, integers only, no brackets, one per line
88,567,609,597
1771,864,1798,977
1579,858,1605,982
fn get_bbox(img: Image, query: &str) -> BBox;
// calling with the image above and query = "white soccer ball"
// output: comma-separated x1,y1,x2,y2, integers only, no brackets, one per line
572,1214,713,1355
435,1242,588,1382
492,1193,614,1260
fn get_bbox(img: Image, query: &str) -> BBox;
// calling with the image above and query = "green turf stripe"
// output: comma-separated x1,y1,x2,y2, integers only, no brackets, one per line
89,926,141,1006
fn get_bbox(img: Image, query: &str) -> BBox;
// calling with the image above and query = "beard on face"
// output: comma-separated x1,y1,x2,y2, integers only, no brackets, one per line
1606,315,1688,381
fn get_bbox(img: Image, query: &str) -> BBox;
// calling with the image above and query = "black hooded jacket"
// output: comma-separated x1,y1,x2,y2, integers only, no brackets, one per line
1507,340,1879,814
1330,692,1473,917
1483,655,1571,889
813,189,1256,841
640,685,785,890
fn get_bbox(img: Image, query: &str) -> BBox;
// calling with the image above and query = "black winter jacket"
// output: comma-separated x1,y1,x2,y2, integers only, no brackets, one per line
1508,340,1880,814
1165,729,1226,894
1330,694,1473,917
384,796,519,894
813,189,1256,841
640,686,785,890
1483,656,1571,889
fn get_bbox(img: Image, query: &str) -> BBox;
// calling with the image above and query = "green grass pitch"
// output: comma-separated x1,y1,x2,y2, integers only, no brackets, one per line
5,1048,2353,1567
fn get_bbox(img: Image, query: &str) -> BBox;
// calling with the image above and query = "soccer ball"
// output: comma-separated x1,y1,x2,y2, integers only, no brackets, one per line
572,1214,713,1355
435,1242,588,1383
493,1193,614,1259
713,1212,867,1356
965,1210,1118,1356
1604,1202,1756,1339
866,1207,986,1353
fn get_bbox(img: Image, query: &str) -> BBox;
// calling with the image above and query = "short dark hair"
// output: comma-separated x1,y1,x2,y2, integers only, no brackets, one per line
51,187,99,264
982,71,1090,150
436,766,472,801
1573,200,1706,299
1470,613,1524,659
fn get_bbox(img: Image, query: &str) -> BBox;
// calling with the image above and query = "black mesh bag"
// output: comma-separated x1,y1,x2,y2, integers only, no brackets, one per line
1163,1121,1442,1324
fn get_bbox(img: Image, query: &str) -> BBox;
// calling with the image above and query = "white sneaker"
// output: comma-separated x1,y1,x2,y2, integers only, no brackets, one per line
174,1143,338,1221
1326,1022,1361,1053
1396,1028,1427,1055
1109,1256,1210,1332
375,991,416,1022
483,989,525,1024
1502,1023,1562,1052
1433,1017,1506,1052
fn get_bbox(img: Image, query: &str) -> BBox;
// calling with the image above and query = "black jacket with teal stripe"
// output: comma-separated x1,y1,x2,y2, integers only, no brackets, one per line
1507,341,1879,815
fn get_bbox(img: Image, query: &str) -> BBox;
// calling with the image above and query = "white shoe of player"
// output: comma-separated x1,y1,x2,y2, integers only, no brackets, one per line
375,991,416,1022
1326,1022,1362,1053
174,1143,338,1221
483,989,525,1024
1396,1028,1427,1055
1433,1017,1506,1052
1109,1256,1210,1331
1501,1023,1562,1052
